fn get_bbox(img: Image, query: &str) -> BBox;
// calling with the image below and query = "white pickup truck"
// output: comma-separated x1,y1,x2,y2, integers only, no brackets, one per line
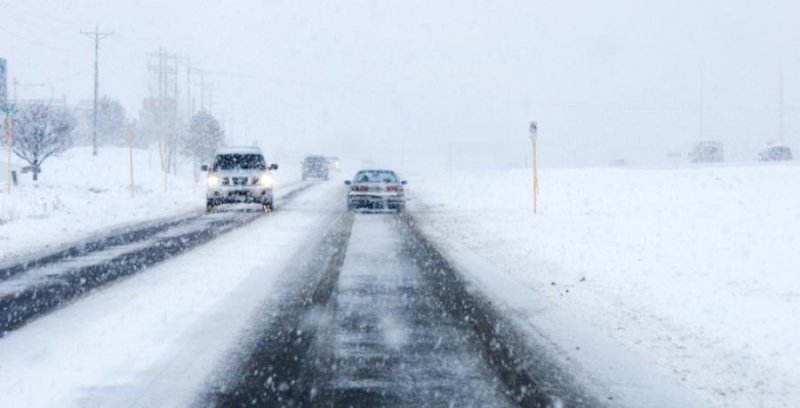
201,147,278,213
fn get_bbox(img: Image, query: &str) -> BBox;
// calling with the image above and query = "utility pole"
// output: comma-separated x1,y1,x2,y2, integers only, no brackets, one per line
5,112,12,194
207,83,214,113
699,66,704,140
147,47,179,191
779,65,785,144
172,54,180,176
81,25,113,156
199,69,205,110
2,105,16,194
186,57,192,124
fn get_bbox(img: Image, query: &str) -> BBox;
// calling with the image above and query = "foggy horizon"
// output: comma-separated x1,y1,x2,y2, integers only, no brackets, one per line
2,0,798,170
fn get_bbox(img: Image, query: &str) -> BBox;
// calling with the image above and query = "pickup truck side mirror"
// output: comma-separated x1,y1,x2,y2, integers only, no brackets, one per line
201,165,209,171
344,180,352,185
270,164,279,170
401,180,407,185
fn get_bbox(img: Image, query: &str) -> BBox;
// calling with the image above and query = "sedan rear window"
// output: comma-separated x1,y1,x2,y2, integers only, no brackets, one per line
213,154,266,171
354,171,398,183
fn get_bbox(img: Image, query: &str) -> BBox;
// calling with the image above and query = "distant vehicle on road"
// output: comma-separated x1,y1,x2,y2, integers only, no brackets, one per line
345,169,406,213
689,141,725,163
325,156,341,172
202,147,278,213
758,145,793,161
302,155,329,181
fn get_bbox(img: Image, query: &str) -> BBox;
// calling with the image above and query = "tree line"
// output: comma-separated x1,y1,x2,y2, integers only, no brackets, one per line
0,97,225,181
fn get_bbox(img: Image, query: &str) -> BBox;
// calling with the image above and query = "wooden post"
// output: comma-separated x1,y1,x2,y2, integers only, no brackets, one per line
530,121,539,214
127,124,136,198
532,137,538,214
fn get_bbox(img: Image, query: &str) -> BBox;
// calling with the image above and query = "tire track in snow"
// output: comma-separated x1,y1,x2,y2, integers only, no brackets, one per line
0,182,316,336
203,213,596,408
203,211,354,407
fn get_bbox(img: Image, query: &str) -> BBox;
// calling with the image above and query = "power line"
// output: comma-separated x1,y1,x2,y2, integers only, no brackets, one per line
81,25,114,156
0,1,75,33
0,24,70,52
0,0,83,30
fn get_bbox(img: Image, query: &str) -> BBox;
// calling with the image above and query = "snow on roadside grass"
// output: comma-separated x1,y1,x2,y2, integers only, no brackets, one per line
410,163,800,408
0,146,201,262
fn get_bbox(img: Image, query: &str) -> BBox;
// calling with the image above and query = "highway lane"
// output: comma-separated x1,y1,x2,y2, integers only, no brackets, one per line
0,181,314,335
0,182,346,408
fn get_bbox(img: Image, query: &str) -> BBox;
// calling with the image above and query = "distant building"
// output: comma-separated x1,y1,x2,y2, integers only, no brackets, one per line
0,58,7,105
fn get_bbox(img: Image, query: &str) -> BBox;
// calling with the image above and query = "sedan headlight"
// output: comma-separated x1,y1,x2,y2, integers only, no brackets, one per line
207,174,221,188
257,173,273,188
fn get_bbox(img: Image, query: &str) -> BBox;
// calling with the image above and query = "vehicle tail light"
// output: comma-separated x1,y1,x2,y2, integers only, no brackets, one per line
386,185,401,192
353,186,369,192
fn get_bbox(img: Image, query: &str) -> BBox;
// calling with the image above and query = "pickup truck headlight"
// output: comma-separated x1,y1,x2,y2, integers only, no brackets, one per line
258,173,273,188
207,174,221,188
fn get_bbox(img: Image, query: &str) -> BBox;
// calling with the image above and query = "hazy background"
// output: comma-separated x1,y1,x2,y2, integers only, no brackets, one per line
1,0,798,169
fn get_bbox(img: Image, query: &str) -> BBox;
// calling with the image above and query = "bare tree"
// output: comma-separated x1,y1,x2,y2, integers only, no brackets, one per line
10,103,76,181
185,110,224,180
135,98,161,148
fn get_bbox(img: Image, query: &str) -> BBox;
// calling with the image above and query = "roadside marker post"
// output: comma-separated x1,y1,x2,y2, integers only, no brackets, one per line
127,123,136,198
530,121,539,214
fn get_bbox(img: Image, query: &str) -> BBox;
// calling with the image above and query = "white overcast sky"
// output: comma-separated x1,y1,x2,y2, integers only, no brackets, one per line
1,0,799,168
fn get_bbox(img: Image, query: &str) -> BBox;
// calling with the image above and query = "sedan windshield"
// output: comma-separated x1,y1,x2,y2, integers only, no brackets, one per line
213,154,266,171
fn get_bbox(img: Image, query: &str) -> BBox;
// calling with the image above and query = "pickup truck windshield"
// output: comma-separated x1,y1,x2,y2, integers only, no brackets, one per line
213,154,266,171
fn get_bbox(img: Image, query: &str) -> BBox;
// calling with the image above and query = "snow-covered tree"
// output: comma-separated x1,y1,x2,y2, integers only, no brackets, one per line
185,110,225,165
8,103,76,181
96,96,126,146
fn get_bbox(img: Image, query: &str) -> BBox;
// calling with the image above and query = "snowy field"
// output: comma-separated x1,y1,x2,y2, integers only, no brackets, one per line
0,146,295,263
410,163,800,408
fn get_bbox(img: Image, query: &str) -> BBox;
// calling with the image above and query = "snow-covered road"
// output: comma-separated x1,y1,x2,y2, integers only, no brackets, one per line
0,181,314,334
0,182,344,408
2,166,775,408
301,215,510,406
0,185,551,408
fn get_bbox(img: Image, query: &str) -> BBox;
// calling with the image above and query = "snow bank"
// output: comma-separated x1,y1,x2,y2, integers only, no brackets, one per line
0,146,302,263
0,147,196,262
410,163,800,408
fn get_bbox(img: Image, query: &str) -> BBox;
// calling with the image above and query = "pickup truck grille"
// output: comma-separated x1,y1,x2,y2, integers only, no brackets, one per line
221,177,251,186
232,177,248,186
